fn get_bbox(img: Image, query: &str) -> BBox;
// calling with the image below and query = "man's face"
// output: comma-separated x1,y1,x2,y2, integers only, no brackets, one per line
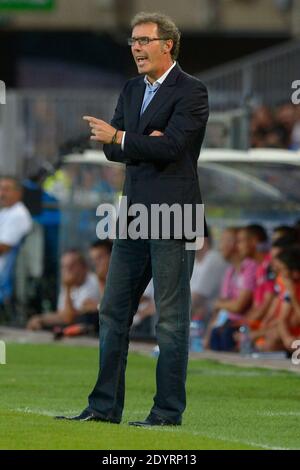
61,253,86,286
291,270,300,281
272,230,286,243
275,261,300,281
275,259,290,279
89,247,110,280
131,22,172,80
270,247,282,273
237,230,255,259
0,179,21,208
219,230,237,260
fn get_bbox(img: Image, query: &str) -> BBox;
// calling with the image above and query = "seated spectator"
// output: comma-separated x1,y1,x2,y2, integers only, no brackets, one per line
131,280,156,330
290,106,300,150
274,103,297,149
203,227,240,347
250,102,300,150
191,229,228,324
247,236,300,350
272,225,299,243
84,239,113,310
244,228,275,326
257,247,300,352
263,128,285,148
271,235,300,271
207,225,263,352
0,177,32,306
251,106,275,148
58,239,113,337
27,249,100,331
294,219,300,243
276,248,300,351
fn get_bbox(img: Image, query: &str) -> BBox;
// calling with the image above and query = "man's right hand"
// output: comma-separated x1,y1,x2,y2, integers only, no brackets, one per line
27,315,43,330
150,130,164,137
62,276,74,289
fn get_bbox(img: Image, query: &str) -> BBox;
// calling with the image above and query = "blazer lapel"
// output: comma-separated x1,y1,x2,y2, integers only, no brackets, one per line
129,79,145,131
138,64,181,135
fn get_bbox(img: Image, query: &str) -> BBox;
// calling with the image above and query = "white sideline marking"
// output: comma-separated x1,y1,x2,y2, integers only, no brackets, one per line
13,407,149,418
259,411,300,417
138,427,294,450
0,340,6,364
190,370,282,377
194,433,292,451
11,407,296,450
13,407,78,417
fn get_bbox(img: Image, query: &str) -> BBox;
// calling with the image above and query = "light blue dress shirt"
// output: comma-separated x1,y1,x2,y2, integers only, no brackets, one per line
121,61,177,150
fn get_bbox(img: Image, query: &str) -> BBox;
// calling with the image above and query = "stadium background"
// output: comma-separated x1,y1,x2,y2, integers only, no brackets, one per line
1,0,300,451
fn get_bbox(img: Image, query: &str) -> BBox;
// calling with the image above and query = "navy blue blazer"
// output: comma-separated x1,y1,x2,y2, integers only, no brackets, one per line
103,64,209,239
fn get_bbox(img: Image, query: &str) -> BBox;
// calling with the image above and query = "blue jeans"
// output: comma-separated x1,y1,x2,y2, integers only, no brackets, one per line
209,321,237,352
88,238,195,423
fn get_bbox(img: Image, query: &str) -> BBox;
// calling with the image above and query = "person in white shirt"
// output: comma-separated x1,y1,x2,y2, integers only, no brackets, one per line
27,249,100,330
0,177,32,301
191,231,228,323
85,239,113,312
132,279,156,327
56,239,114,337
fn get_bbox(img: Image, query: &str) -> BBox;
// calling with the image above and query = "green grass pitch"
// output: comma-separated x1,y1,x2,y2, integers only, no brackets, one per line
0,343,300,450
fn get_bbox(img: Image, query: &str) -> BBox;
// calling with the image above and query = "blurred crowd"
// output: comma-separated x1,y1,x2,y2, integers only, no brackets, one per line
24,238,156,340
192,222,300,355
23,220,300,355
251,103,300,150
26,240,113,338
1,175,300,354
0,177,33,312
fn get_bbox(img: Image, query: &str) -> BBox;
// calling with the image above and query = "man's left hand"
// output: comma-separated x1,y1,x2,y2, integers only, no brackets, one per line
83,116,118,144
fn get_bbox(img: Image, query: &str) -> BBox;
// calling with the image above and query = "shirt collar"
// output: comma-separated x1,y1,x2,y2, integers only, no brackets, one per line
144,61,176,88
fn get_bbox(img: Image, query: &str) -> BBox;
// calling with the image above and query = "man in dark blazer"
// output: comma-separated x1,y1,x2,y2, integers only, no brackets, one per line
57,12,209,426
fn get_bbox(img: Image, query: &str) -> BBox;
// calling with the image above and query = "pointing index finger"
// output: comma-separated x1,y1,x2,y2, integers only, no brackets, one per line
83,116,97,123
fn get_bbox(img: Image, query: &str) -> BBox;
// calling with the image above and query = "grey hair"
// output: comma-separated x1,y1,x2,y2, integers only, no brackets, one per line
131,12,181,60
